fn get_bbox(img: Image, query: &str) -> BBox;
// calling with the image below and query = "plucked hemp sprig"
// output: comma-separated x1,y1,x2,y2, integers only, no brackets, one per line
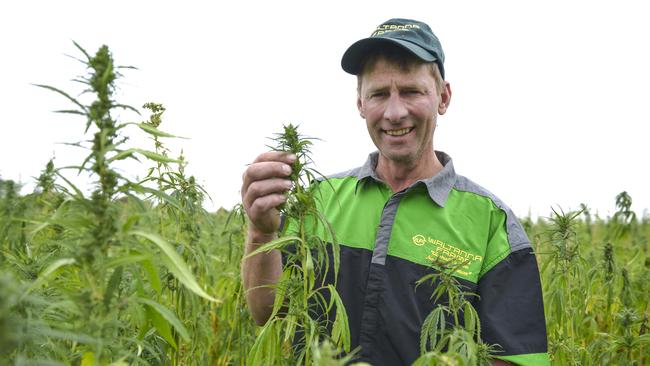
246,123,350,365
269,123,318,218
268,123,339,287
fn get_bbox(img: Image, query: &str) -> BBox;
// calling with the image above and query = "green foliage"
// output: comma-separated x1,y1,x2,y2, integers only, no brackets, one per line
0,43,256,365
531,201,650,365
1,43,648,366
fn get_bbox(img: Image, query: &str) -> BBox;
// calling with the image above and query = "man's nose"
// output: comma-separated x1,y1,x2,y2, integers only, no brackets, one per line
383,93,408,123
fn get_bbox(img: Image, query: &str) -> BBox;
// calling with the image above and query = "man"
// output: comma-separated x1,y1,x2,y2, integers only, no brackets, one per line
241,18,549,366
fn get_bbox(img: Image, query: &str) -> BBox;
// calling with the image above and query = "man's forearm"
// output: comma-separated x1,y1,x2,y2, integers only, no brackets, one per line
241,230,282,326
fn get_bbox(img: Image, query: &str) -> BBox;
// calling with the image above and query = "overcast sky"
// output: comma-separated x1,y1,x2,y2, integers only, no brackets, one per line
1,0,649,219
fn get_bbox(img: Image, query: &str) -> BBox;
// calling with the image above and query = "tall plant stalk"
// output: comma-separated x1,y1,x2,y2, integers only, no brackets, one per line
246,124,350,365
541,206,586,363
20,42,219,364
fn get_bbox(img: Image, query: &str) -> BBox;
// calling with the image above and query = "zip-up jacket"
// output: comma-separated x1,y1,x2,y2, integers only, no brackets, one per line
285,151,549,366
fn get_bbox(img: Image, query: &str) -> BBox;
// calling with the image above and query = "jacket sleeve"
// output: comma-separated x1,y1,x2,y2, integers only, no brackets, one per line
475,208,550,366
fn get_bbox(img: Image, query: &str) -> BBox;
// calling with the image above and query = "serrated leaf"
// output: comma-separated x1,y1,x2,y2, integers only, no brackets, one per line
138,297,190,342
136,149,181,163
25,258,76,295
54,109,86,116
54,171,85,199
137,123,186,138
463,302,479,336
33,83,88,113
131,231,219,303
142,258,162,295
144,301,177,349
109,148,138,162
110,148,181,164
134,185,183,211
244,236,302,258
328,284,351,352
72,40,91,61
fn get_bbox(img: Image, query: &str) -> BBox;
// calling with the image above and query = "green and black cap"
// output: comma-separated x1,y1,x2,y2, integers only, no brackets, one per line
341,18,445,79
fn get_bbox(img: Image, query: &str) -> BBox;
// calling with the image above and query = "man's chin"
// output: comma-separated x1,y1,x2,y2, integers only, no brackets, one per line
380,151,417,166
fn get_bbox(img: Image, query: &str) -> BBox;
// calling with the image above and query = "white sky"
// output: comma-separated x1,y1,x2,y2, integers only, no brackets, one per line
1,1,649,219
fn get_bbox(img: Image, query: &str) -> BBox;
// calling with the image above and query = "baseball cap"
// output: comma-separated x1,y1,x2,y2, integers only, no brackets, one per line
341,18,445,79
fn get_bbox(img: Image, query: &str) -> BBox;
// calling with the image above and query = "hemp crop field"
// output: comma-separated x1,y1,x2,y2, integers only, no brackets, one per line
0,45,648,366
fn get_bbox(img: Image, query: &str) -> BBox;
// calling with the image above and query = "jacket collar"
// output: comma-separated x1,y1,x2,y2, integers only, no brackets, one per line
355,150,456,207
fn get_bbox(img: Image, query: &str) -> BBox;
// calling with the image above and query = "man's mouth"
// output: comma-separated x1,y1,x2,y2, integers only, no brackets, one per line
384,127,414,136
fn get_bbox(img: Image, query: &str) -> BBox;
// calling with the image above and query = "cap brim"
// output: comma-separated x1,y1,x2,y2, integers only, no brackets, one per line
341,37,437,75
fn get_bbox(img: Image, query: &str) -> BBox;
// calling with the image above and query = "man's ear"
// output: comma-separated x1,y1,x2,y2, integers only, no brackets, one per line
357,95,365,119
438,81,452,115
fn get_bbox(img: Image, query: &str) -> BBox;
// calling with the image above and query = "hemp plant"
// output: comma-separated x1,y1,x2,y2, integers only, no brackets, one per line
19,42,218,364
541,206,588,364
414,260,497,366
610,191,638,241
246,124,350,365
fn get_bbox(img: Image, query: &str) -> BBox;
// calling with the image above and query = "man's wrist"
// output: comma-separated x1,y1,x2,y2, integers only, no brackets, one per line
246,227,277,247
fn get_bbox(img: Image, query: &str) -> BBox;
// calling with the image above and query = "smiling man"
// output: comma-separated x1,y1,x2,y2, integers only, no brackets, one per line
241,18,549,366
355,52,449,193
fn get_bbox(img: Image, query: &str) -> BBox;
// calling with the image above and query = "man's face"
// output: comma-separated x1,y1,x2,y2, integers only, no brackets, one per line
357,58,450,168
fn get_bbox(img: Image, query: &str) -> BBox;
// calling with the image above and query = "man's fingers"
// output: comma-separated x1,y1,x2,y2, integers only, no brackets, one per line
242,161,292,194
249,193,287,215
247,179,292,200
242,151,296,193
253,151,297,164
247,161,292,181
242,178,292,209
240,151,297,233
246,193,286,234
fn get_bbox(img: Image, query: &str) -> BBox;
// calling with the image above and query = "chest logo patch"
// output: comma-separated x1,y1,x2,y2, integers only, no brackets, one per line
412,234,483,277
412,234,426,246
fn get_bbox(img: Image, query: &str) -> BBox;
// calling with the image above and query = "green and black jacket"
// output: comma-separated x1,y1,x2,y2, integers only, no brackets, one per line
285,151,549,366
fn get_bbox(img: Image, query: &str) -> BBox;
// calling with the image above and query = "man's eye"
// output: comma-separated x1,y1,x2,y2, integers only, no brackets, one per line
369,92,387,98
404,90,421,95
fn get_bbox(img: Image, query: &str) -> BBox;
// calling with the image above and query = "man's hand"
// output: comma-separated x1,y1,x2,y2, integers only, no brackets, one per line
241,151,296,237
240,151,295,325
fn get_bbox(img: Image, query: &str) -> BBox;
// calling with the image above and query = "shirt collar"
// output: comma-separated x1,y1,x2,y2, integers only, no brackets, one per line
355,150,456,207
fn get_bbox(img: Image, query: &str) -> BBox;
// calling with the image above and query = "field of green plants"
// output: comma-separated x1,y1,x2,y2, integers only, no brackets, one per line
1,44,648,365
